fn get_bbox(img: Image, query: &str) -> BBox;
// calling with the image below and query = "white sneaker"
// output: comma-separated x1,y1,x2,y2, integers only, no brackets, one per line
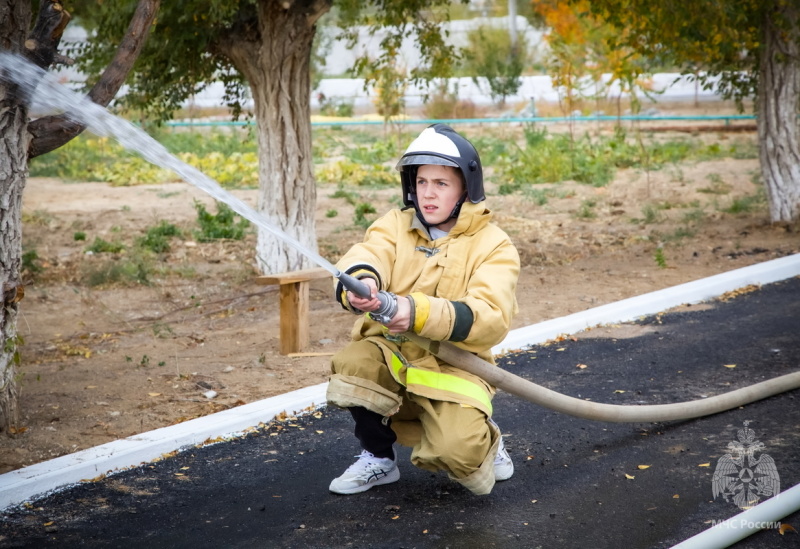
329,450,400,494
494,437,514,481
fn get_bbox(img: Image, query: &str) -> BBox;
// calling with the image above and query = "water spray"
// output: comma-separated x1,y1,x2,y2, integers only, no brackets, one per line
2,51,798,423
1,52,398,321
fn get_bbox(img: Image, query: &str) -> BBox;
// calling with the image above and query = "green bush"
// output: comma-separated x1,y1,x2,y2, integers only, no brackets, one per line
193,201,250,242
86,237,126,254
137,221,183,253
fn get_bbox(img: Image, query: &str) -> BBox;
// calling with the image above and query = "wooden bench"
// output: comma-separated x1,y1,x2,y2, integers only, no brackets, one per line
256,267,332,355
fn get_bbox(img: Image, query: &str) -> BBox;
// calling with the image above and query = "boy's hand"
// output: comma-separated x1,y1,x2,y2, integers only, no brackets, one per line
384,296,411,334
346,277,381,312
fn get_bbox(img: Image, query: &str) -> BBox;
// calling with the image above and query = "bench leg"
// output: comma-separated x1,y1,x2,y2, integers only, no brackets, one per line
279,280,310,355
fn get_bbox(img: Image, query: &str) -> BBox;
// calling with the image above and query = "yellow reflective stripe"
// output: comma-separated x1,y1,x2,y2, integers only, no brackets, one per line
410,292,430,333
389,353,406,386
406,368,493,414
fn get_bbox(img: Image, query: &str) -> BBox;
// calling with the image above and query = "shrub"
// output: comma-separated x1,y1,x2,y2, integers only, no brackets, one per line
193,201,250,242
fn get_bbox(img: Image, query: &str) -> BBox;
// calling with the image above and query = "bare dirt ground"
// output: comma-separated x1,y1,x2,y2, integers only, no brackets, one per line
2,120,799,475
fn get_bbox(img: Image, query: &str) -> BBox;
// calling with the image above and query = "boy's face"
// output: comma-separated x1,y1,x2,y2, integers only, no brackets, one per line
415,164,466,231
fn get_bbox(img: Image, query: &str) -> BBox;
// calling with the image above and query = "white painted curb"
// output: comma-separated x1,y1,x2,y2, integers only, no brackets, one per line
0,383,328,511
2,254,798,511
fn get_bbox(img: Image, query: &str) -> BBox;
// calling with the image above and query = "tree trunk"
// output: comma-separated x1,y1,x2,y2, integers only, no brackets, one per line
0,103,27,433
215,1,331,275
757,4,800,223
0,0,33,432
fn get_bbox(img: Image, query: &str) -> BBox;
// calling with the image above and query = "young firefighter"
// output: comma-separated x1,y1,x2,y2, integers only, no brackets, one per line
327,124,520,496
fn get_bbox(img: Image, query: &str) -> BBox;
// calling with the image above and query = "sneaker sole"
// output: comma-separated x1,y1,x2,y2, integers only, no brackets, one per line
329,467,400,495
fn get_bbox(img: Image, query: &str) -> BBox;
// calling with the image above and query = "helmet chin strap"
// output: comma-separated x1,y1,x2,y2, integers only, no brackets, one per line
410,192,468,230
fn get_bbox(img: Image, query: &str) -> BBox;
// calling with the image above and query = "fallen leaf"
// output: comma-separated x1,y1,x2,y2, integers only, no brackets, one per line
577,364,588,369
625,474,635,480
423,530,428,534
723,364,736,368
673,494,680,499
531,500,538,503
85,385,97,389
556,347,566,352
316,430,324,434
391,515,400,520
148,392,162,397
614,390,626,394
637,465,651,470
779,524,797,535
43,521,54,527
698,463,711,467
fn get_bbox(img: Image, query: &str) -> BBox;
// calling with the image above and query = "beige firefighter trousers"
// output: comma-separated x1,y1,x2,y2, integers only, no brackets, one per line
327,338,501,495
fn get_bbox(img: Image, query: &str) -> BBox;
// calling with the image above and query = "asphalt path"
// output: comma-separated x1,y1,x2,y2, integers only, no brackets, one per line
2,277,799,548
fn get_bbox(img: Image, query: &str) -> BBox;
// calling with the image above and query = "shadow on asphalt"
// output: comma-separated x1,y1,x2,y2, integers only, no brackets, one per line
2,278,799,548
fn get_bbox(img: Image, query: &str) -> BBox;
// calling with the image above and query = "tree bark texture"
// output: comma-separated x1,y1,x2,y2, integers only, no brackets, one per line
0,0,34,432
215,0,331,274
757,3,800,223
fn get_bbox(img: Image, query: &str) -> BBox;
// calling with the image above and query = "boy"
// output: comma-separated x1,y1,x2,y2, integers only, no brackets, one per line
327,124,520,495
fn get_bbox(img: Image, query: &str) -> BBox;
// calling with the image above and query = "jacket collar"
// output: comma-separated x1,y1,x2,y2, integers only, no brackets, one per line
409,201,492,240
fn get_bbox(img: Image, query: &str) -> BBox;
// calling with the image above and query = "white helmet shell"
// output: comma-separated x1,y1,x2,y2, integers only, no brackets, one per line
396,124,484,207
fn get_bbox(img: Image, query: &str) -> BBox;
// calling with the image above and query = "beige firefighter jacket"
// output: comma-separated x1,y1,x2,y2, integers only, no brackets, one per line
333,200,520,418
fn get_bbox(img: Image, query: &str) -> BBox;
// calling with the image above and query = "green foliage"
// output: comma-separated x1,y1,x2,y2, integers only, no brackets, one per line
722,192,766,214
366,60,407,122
354,202,377,228
634,204,662,225
73,1,460,123
494,126,742,192
654,246,668,269
319,97,355,118
339,0,460,86
315,160,396,187
82,254,152,287
343,140,398,165
462,26,527,105
21,249,42,275
3,334,24,367
29,133,259,188
137,221,183,253
581,0,774,107
193,201,250,242
86,237,126,254
576,199,597,219
523,187,556,206
73,231,87,242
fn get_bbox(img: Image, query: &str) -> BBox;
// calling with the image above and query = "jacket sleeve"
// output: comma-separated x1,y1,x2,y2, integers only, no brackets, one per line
408,233,520,352
333,210,401,312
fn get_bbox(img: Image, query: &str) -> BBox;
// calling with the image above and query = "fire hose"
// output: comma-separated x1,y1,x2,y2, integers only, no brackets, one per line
338,274,800,423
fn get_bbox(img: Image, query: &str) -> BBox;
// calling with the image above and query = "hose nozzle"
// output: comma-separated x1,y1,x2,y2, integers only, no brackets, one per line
336,271,399,324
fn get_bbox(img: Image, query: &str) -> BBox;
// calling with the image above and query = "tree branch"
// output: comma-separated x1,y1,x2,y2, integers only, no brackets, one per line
22,0,70,70
27,0,160,159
